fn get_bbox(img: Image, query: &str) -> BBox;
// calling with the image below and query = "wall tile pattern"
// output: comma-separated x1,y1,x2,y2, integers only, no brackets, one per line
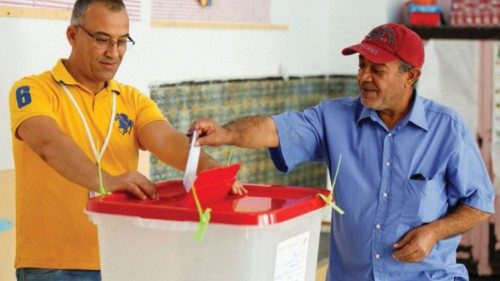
150,76,358,187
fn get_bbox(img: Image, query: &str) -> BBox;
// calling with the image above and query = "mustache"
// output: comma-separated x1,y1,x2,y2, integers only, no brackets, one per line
359,82,377,91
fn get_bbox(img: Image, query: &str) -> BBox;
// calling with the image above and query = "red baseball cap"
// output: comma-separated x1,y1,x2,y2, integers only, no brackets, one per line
342,23,424,69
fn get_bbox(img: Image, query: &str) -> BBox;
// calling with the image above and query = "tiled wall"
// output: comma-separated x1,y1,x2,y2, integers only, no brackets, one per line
150,76,357,187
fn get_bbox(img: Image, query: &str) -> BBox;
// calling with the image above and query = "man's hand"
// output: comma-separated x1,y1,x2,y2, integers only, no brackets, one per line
393,224,438,263
190,116,278,148
231,179,247,195
190,118,232,147
17,116,159,200
393,204,491,263
104,171,158,200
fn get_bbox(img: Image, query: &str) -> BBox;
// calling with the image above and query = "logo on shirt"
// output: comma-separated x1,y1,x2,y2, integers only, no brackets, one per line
15,86,32,108
115,113,133,135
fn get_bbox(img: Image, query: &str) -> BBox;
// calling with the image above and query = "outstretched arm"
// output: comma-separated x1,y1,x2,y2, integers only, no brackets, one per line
17,116,158,199
138,120,220,173
138,120,246,194
393,204,491,263
190,115,279,148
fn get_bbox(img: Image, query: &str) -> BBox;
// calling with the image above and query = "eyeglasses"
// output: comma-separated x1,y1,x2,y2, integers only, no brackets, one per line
76,25,135,51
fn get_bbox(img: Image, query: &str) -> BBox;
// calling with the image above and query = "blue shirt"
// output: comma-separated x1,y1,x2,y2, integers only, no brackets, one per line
269,94,494,281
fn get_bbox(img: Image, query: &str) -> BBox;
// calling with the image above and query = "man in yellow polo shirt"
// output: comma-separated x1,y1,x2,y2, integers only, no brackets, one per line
9,0,243,280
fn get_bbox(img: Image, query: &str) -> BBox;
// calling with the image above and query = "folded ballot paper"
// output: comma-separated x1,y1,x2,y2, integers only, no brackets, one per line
183,131,201,193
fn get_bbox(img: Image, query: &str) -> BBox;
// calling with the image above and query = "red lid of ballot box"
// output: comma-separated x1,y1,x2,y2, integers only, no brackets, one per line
86,163,330,226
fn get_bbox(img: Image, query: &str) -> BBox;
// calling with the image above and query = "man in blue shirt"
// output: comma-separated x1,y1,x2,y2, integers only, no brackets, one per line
190,23,494,280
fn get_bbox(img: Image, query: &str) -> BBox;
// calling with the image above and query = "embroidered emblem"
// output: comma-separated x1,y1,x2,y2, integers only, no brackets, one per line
365,26,397,48
115,113,133,135
16,86,32,108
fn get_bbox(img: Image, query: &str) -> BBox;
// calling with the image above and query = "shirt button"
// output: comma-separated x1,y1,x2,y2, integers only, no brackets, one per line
376,224,381,229
388,133,392,137
375,254,380,259
385,161,391,167
383,192,388,197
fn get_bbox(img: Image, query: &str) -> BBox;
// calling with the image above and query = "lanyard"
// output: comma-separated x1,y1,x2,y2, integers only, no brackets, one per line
60,83,116,165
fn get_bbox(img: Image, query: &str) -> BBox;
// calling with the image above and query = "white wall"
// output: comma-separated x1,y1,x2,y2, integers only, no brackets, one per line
0,18,70,169
0,0,399,169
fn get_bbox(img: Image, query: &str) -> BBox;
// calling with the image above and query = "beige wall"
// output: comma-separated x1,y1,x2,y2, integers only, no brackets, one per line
0,169,15,281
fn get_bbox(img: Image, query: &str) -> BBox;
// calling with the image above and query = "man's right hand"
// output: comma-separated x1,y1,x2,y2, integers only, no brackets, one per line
104,171,158,200
18,116,159,201
189,118,233,147
190,116,279,149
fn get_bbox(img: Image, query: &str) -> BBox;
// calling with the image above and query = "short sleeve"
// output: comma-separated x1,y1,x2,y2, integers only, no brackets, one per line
446,126,495,213
132,91,166,135
9,78,57,139
269,105,325,173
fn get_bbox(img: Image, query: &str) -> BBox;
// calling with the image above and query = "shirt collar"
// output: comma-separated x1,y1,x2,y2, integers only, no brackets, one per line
357,101,372,124
356,90,429,131
407,92,428,131
51,59,121,94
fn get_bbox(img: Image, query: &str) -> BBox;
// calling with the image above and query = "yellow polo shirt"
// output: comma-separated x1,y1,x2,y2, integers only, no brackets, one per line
9,59,165,269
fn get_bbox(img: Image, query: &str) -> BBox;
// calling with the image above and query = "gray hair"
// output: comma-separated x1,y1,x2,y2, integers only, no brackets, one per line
399,60,418,89
70,0,126,25
399,60,413,73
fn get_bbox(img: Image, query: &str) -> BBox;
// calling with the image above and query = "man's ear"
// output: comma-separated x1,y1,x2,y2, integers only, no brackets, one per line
66,25,77,47
406,68,421,88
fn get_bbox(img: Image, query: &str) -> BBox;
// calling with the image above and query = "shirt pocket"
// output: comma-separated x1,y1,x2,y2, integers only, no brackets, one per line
399,178,448,228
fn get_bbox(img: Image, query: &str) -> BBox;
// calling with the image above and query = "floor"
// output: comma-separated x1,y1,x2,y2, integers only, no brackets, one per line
315,232,500,281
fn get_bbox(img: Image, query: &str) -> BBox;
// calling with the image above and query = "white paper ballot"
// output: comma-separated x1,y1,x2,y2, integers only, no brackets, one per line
183,131,201,192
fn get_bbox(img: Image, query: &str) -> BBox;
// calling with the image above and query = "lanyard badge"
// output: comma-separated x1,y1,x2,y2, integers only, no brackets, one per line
60,83,116,197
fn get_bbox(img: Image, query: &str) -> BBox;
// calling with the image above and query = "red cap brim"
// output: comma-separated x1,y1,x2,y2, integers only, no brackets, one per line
342,42,399,64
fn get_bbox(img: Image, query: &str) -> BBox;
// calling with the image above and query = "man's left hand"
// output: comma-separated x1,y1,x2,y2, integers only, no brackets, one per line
392,224,438,263
231,179,247,195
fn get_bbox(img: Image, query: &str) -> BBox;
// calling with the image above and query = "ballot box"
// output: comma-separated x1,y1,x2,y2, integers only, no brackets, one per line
86,164,329,281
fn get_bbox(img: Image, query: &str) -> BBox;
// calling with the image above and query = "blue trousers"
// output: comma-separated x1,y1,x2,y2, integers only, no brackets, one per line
16,268,101,281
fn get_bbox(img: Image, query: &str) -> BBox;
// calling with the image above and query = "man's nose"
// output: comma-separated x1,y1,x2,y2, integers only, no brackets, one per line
105,42,120,58
358,67,372,82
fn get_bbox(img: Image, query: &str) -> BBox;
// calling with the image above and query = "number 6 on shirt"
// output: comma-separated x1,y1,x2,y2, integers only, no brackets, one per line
16,86,32,108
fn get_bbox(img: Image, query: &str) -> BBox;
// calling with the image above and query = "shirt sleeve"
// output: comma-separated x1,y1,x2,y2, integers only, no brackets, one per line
130,90,167,150
133,91,166,131
269,105,326,173
446,125,495,214
9,77,57,140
